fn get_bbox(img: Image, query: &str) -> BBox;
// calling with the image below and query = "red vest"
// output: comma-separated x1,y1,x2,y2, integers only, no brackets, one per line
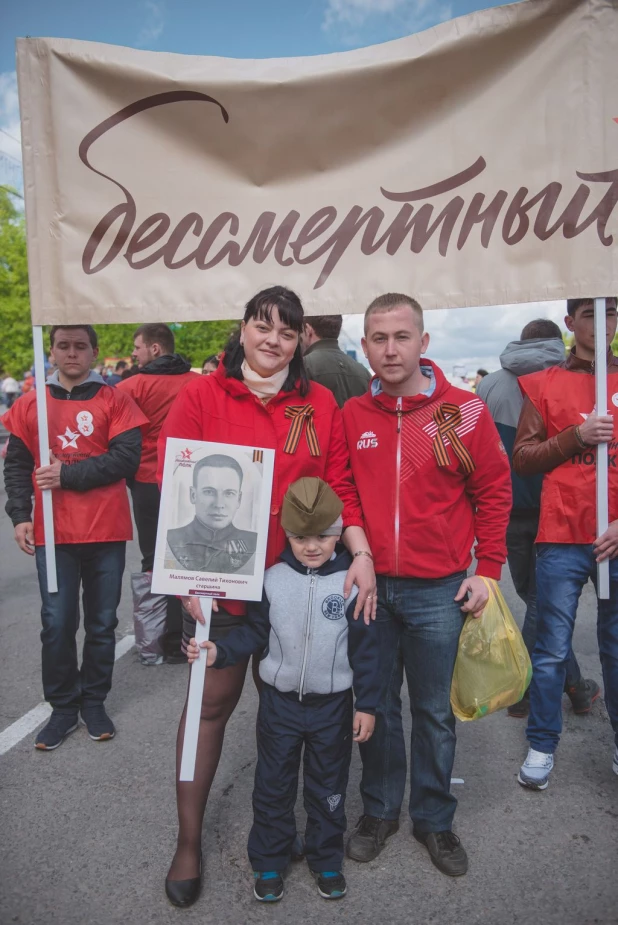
520,366,618,543
4,386,147,545
117,371,199,482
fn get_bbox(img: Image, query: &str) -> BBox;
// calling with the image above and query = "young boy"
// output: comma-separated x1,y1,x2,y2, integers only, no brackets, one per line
188,477,379,903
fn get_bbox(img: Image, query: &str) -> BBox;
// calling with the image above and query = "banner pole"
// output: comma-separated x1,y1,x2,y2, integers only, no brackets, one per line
594,299,610,600
32,326,58,593
179,598,213,782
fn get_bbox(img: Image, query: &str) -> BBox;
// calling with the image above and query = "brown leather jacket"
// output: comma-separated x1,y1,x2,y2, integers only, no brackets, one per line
513,348,618,477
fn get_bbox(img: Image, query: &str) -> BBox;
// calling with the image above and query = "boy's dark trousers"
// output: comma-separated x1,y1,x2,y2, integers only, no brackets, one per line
249,684,353,873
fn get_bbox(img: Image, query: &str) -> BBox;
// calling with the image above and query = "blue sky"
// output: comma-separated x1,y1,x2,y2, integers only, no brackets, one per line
1,0,567,376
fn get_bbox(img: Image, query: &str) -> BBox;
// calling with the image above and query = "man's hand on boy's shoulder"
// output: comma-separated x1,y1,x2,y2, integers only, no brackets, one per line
353,711,375,743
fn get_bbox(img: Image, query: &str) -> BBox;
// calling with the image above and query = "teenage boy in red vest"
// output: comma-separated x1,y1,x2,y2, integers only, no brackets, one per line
342,293,511,876
117,323,198,663
513,296,618,790
3,325,147,749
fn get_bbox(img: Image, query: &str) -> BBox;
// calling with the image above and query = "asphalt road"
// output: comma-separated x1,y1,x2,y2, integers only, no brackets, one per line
1,471,617,925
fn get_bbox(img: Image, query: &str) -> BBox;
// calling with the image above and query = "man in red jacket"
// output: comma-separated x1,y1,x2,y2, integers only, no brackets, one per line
117,323,198,663
343,293,511,877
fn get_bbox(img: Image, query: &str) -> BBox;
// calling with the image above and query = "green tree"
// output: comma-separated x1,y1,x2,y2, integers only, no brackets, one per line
0,186,237,374
0,187,33,376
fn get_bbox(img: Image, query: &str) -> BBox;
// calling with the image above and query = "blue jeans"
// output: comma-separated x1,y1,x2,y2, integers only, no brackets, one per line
35,543,126,711
359,572,465,833
527,544,618,753
506,513,581,687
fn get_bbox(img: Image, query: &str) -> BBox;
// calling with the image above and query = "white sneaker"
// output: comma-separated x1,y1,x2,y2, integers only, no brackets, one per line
518,747,554,790
613,745,618,777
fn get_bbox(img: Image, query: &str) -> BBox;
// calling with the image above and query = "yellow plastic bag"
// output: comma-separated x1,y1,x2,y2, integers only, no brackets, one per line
450,578,532,721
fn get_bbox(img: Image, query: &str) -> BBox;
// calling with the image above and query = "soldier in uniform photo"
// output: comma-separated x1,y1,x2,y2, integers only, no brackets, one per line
165,453,258,574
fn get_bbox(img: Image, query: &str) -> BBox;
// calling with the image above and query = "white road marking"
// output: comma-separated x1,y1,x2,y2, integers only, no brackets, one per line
0,634,135,757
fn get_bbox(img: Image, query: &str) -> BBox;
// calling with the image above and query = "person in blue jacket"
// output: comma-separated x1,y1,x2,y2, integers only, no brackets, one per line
186,477,379,905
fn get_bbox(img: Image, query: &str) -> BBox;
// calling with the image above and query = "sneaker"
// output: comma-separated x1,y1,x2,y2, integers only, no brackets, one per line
518,747,554,790
346,815,399,862
507,691,530,718
253,872,284,902
314,871,347,899
80,704,115,741
613,745,618,777
413,829,468,877
34,710,79,750
566,678,601,714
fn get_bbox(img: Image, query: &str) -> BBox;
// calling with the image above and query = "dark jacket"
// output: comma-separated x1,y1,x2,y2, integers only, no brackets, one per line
476,337,565,511
303,339,370,408
214,545,380,713
4,371,142,527
166,517,257,573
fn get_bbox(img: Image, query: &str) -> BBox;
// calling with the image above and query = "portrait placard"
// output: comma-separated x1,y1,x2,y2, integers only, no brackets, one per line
152,438,274,600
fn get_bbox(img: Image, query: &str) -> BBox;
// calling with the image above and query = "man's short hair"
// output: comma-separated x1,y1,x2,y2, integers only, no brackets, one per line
134,323,175,355
476,369,489,378
304,315,343,339
193,454,244,489
49,325,98,349
115,360,128,372
566,297,616,317
520,319,563,340
364,293,423,334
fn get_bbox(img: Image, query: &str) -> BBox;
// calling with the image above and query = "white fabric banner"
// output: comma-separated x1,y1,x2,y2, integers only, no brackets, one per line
16,0,618,324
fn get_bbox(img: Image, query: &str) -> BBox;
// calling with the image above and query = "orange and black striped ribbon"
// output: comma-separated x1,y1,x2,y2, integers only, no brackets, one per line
432,403,475,474
283,405,321,457
253,449,263,464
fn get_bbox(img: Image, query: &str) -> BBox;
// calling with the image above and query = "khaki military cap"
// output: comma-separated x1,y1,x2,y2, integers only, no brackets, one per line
281,477,344,537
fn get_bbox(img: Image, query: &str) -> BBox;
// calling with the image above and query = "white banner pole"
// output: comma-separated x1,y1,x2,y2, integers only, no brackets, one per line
179,598,213,782
594,299,610,600
32,325,58,594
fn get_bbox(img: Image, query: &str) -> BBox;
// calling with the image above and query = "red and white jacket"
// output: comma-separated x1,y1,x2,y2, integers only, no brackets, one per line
342,360,512,580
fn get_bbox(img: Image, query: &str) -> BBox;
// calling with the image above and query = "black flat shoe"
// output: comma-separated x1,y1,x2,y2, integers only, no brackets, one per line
165,854,203,908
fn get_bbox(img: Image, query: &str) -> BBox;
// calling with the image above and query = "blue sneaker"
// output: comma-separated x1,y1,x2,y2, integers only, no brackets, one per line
315,871,347,899
518,747,554,790
34,710,79,750
80,704,115,741
253,872,284,902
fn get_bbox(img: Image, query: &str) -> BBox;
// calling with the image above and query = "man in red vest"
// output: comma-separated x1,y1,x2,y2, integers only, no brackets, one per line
117,323,198,663
513,296,618,790
3,325,147,749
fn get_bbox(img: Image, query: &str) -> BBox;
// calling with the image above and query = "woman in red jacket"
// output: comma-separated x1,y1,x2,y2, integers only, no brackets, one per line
161,286,375,906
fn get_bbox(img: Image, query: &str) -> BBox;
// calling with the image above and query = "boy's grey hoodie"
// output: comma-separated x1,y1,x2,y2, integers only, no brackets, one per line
214,545,380,714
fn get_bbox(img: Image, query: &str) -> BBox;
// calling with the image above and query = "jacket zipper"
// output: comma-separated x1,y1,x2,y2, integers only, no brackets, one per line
298,571,317,701
395,397,403,576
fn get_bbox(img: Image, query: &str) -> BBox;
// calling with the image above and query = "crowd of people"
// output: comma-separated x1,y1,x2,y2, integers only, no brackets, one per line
2,290,617,907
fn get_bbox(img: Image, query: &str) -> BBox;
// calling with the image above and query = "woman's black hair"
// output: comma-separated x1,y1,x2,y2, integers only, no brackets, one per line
223,286,310,397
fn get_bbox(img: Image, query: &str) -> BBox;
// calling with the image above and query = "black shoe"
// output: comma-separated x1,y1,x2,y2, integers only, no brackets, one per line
34,710,79,750
253,872,284,902
413,829,468,877
346,815,399,862
165,854,203,908
566,678,601,714
507,691,530,718
314,871,347,900
291,832,305,862
80,704,115,741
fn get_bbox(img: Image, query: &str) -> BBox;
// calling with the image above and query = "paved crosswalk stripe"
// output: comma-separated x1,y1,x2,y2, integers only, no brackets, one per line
0,634,135,756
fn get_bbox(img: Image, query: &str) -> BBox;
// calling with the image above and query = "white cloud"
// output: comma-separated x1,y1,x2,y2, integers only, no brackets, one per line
323,0,453,43
341,300,568,376
0,71,23,192
136,0,166,48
